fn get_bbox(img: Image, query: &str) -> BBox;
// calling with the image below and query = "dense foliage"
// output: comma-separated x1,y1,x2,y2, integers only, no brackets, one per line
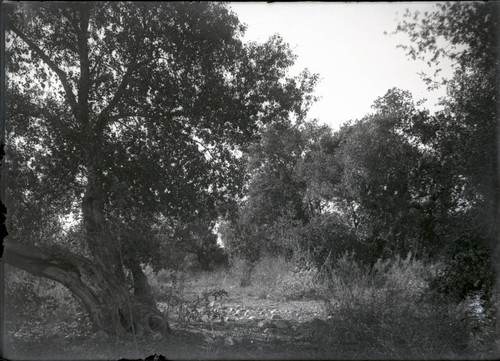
4,1,317,335
4,2,497,354
221,2,498,303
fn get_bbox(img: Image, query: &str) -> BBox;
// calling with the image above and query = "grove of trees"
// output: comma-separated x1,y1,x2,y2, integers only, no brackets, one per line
3,2,317,336
221,2,498,304
3,0,498,340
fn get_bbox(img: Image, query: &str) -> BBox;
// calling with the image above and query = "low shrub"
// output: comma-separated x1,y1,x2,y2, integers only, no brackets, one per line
272,267,319,300
191,267,233,289
429,236,495,303
227,255,322,300
227,257,257,288
250,256,293,289
315,252,496,358
143,265,188,307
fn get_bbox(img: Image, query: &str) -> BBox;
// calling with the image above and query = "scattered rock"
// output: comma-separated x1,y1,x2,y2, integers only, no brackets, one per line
201,314,210,322
224,337,235,346
271,314,282,320
225,316,235,322
209,301,215,307
152,332,163,341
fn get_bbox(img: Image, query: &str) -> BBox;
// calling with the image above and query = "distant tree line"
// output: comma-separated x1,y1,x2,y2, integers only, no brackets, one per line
220,2,498,304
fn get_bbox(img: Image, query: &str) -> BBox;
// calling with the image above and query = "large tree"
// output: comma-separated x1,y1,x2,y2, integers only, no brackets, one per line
2,2,316,336
396,1,498,301
396,2,498,243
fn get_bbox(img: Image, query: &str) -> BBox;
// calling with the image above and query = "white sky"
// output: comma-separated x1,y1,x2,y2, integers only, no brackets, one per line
229,2,453,130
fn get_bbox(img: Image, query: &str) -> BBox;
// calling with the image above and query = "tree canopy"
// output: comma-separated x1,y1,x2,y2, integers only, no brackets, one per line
4,1,317,335
222,2,498,301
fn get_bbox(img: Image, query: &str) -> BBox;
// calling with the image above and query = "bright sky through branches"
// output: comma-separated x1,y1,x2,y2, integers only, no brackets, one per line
229,2,453,130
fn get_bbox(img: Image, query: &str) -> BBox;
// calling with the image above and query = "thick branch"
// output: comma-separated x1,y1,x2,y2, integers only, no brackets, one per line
95,51,178,134
3,240,91,285
94,59,151,133
77,6,91,127
2,241,105,321
4,240,124,316
3,239,166,335
10,24,79,118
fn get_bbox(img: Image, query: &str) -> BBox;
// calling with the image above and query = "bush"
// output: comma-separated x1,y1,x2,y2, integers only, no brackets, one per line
249,256,292,289
143,265,186,303
227,255,322,300
429,236,495,303
273,267,319,300
314,253,496,358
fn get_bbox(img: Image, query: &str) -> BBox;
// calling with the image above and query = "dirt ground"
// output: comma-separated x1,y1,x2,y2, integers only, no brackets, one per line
5,282,495,360
4,286,361,361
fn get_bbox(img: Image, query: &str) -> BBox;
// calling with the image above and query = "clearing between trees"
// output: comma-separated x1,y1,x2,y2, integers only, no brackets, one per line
4,255,496,360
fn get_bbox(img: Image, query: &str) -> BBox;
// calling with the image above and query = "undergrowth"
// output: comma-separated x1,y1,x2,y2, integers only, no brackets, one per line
6,253,496,359
314,252,497,358
4,266,94,357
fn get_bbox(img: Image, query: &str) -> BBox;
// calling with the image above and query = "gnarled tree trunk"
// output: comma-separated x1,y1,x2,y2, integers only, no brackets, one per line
3,241,169,337
3,168,169,337
3,2,173,339
81,168,125,282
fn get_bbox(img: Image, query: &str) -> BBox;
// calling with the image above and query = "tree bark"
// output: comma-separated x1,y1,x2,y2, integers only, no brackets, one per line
81,167,125,282
3,241,169,336
128,261,156,304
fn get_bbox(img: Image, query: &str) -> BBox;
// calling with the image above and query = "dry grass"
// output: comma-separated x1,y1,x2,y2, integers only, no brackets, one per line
144,253,497,358
5,255,496,360
314,252,497,358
